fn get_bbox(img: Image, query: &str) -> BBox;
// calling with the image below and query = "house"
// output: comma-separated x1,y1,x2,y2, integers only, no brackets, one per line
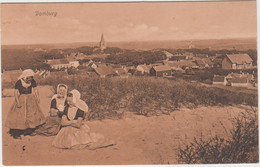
136,64,151,74
110,64,124,69
162,51,186,61
88,61,107,69
213,58,223,68
225,73,252,87
47,59,79,70
195,59,207,68
203,58,214,68
195,58,214,69
113,68,127,76
150,61,164,66
169,54,187,61
69,61,80,68
113,68,129,78
222,54,253,70
150,65,172,77
172,67,186,75
231,77,248,87
47,59,70,70
94,66,116,78
36,70,50,78
2,69,22,82
212,75,226,85
194,54,208,59
163,51,192,61
163,51,174,59
166,60,197,69
75,52,88,60
183,52,194,60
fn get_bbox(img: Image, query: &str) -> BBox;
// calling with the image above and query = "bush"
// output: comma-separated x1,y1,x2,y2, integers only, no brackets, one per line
178,107,259,164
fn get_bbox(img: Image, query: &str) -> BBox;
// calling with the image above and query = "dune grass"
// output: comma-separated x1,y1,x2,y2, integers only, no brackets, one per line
31,74,258,119
177,107,258,164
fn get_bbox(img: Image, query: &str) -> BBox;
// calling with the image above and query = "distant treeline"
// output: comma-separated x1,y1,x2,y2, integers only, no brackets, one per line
104,50,166,66
1,49,50,71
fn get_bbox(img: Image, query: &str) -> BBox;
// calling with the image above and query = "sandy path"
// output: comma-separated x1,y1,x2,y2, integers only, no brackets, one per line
2,86,252,165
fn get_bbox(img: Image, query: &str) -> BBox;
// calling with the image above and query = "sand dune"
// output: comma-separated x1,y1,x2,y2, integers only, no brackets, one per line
2,86,253,165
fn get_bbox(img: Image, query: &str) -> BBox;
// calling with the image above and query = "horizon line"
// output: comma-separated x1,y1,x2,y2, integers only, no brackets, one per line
2,37,257,46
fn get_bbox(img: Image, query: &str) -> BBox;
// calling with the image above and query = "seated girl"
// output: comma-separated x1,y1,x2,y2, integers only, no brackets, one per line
52,89,114,149
34,84,68,136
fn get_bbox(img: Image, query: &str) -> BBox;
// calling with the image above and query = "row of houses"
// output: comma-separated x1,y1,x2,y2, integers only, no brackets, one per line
165,51,254,70
2,52,255,82
213,72,255,87
87,54,254,78
47,49,254,72
163,51,207,61
46,59,80,70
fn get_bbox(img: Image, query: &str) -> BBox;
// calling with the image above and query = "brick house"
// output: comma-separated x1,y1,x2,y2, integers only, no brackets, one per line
150,65,172,77
222,54,253,70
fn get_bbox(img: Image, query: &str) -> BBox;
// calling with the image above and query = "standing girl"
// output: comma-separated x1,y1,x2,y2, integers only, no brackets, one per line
5,69,46,139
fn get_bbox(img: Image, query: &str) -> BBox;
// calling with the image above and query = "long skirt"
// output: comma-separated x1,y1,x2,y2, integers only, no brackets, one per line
52,123,115,150
33,116,61,136
5,94,46,130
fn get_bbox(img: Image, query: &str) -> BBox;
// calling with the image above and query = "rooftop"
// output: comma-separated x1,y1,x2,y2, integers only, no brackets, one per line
152,65,171,72
95,66,116,76
47,59,69,65
226,54,253,64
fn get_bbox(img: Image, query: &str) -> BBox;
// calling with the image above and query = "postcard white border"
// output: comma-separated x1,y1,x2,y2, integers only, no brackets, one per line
0,0,259,167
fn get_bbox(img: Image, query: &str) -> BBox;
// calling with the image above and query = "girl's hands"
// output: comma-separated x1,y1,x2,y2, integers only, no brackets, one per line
17,102,22,108
72,120,78,124
50,109,58,117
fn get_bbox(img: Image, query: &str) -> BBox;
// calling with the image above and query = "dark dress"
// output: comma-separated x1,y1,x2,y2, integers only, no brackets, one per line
34,98,67,136
15,79,37,94
62,105,84,121
5,79,46,137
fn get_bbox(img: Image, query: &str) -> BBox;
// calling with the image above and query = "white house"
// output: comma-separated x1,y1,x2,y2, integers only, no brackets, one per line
47,59,79,70
212,75,227,85
136,64,151,74
69,61,80,68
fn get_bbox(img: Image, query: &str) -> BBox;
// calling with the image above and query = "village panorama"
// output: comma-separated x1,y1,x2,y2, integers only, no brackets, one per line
1,34,258,165
2,34,257,88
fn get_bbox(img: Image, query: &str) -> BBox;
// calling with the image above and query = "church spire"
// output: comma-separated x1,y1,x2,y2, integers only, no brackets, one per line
99,32,106,52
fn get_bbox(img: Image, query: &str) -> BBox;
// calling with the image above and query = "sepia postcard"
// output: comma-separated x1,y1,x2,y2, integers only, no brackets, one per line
1,0,259,166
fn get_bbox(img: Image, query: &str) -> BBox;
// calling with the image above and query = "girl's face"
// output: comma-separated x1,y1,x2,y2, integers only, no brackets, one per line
25,76,33,83
58,86,66,98
67,96,75,107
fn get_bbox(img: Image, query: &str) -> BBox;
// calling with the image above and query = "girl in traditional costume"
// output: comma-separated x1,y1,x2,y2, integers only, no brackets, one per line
5,69,45,139
34,84,68,136
52,89,114,149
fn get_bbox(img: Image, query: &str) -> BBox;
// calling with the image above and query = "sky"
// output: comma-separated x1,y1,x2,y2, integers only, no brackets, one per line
1,1,257,45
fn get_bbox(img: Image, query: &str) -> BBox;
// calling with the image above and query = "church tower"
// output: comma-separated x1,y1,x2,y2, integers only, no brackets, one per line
99,32,106,52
